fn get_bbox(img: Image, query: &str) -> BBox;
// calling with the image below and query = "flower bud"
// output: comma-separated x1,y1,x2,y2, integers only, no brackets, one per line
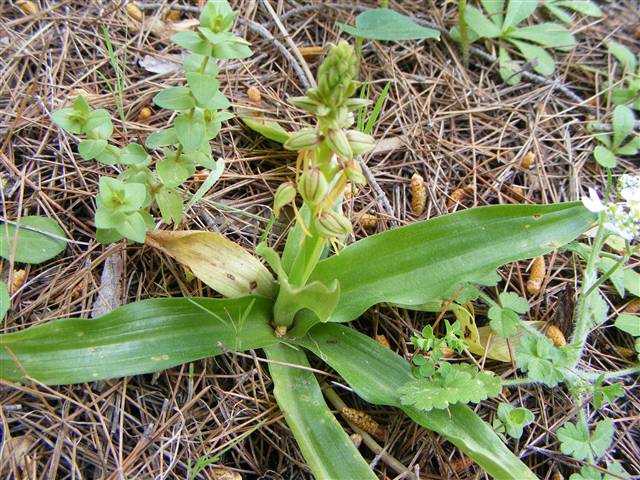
325,128,352,159
284,128,321,151
314,210,352,239
288,96,329,116
343,161,367,185
344,98,372,111
298,168,328,206
346,130,376,155
317,41,359,107
273,182,296,216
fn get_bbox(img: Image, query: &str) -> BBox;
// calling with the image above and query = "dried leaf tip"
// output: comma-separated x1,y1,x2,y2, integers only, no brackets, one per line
410,173,426,216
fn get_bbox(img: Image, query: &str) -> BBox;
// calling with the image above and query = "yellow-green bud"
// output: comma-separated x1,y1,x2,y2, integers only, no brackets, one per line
343,160,367,185
273,182,296,215
298,168,328,206
314,210,352,239
317,41,359,107
288,96,329,116
325,128,352,159
284,128,321,151
346,130,376,155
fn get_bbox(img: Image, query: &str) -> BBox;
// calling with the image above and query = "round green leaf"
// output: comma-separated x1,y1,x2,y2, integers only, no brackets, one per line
78,139,108,160
120,143,151,166
84,109,114,138
593,145,617,168
337,8,441,41
153,87,195,111
615,313,639,336
0,216,67,264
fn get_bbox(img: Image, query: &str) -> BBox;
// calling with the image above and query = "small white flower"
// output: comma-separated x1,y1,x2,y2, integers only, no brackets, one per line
582,187,606,213
619,174,640,202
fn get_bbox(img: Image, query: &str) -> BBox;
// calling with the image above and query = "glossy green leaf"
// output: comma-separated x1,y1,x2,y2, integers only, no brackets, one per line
336,9,440,41
0,281,9,319
1,296,276,384
120,143,151,166
464,6,502,38
508,23,575,49
175,114,206,151
608,41,637,72
78,139,108,160
0,216,67,264
145,128,178,149
153,86,195,111
612,105,634,149
156,187,183,224
186,72,221,109
615,314,639,336
295,323,536,480
510,40,555,76
503,0,538,30
171,31,212,56
593,145,617,168
264,344,376,480
240,116,290,144
308,203,594,324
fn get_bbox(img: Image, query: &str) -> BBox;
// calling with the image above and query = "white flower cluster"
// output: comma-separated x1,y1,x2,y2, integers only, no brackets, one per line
582,174,640,241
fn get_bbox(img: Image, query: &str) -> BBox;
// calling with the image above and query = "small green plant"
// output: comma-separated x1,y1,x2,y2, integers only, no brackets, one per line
52,1,251,243
493,403,534,439
590,105,639,168
607,41,640,110
4,2,635,479
542,0,602,24
452,0,575,84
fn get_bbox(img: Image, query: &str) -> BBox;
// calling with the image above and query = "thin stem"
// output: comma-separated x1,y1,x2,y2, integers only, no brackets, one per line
583,247,637,298
570,216,606,362
458,0,469,68
578,365,640,381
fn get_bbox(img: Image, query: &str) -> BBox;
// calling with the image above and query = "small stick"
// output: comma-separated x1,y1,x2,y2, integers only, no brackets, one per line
321,383,417,480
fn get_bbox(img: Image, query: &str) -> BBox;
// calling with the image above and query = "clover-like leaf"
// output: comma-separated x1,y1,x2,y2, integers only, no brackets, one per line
557,419,613,461
515,335,567,386
399,363,501,411
496,403,534,439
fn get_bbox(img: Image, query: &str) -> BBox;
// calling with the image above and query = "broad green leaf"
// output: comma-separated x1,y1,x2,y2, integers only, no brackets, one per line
51,107,85,134
554,0,602,16
156,187,183,225
499,46,522,85
544,2,573,23
174,115,206,151
488,305,522,337
336,9,440,41
308,203,594,325
558,419,613,461
157,156,195,188
593,145,617,168
612,105,634,149
503,0,538,30
615,313,639,336
510,40,555,76
186,72,221,108
84,109,113,139
295,323,537,480
273,279,340,328
114,211,148,243
264,344,376,480
95,144,121,165
497,403,534,439
153,86,195,111
508,23,575,49
0,296,276,385
464,5,502,38
240,116,290,144
146,230,275,298
145,128,178,149
481,0,505,25
120,143,150,166
0,281,9,319
0,216,67,264
500,292,529,313
608,41,638,72
183,53,219,76
171,31,212,56
211,40,253,60
78,139,107,160
515,335,567,386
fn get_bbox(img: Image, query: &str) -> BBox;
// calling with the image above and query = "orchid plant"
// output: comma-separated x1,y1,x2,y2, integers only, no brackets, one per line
2,1,636,479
